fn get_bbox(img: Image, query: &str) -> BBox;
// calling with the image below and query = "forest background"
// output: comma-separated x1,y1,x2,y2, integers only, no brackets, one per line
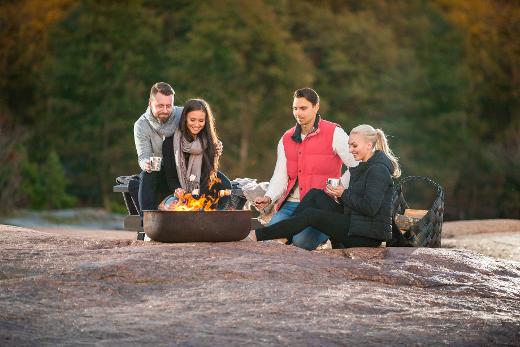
0,0,518,220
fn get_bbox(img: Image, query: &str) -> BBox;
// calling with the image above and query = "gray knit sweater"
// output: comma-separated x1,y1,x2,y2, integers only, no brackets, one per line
133,106,183,171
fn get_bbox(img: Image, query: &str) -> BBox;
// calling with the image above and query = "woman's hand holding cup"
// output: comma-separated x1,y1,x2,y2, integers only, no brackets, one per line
325,178,345,199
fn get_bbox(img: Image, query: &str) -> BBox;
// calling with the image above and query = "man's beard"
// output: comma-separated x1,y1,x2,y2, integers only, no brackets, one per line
153,110,172,123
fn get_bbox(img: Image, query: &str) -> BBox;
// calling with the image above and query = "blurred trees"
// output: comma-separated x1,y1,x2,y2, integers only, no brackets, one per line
0,0,74,211
0,0,518,219
432,0,520,217
0,126,26,211
21,150,76,209
40,0,165,208
166,0,313,178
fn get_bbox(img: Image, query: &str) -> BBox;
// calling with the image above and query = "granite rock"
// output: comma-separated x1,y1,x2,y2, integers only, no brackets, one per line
1,225,519,346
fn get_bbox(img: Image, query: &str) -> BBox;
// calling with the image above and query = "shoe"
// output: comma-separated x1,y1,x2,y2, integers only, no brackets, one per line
315,240,332,250
243,230,257,242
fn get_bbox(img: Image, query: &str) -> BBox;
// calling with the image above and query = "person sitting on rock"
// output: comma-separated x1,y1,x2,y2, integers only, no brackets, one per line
161,98,228,202
247,124,401,248
134,82,183,216
253,87,357,250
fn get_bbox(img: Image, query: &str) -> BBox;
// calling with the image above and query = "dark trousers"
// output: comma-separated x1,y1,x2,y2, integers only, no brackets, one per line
138,169,170,215
256,189,381,248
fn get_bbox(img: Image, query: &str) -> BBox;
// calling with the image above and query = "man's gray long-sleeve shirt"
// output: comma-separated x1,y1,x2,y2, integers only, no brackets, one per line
133,106,183,171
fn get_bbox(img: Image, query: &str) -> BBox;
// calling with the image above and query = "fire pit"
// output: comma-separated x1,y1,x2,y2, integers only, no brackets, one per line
143,210,251,242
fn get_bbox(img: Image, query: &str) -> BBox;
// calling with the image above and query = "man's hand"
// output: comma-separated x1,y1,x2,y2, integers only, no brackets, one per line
254,196,272,211
144,159,152,173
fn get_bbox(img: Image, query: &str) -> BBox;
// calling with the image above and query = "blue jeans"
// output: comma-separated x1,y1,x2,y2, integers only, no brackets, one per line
268,201,329,250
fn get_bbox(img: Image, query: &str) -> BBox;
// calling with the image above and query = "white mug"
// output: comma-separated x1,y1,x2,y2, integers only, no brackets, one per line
327,178,340,187
150,156,162,171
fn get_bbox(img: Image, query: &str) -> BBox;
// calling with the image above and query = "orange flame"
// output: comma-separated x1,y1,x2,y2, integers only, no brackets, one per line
158,192,221,211
159,176,226,212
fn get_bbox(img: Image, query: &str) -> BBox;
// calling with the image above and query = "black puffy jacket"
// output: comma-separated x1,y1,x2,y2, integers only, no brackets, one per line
341,150,394,241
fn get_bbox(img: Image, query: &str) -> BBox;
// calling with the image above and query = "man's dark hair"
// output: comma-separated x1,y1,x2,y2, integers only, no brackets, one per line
150,82,175,99
293,88,319,106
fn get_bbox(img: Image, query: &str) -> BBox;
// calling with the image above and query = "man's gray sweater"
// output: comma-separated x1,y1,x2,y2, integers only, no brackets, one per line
133,106,183,171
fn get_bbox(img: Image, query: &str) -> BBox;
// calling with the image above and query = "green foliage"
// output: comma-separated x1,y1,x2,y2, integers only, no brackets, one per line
41,0,164,207
21,150,76,209
0,126,27,214
1,0,518,219
285,0,473,212
166,0,313,178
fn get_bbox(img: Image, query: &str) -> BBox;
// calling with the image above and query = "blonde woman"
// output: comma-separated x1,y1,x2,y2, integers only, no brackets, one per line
247,124,401,248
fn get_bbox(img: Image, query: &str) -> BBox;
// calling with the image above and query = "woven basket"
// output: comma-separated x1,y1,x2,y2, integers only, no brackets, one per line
388,176,444,248
225,193,248,210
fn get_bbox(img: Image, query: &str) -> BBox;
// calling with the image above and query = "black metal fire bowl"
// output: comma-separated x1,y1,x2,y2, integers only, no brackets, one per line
143,210,252,243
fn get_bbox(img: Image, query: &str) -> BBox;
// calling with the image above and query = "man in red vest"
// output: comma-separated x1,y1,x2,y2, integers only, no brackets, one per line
254,88,357,250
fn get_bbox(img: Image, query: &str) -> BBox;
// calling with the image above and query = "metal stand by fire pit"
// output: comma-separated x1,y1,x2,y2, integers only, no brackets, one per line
143,210,252,243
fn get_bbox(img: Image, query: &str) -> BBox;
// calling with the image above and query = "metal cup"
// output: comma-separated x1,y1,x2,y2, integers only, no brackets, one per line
150,156,162,171
327,178,339,187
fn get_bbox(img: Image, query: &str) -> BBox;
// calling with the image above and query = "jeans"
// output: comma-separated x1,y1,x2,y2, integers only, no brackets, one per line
268,201,329,250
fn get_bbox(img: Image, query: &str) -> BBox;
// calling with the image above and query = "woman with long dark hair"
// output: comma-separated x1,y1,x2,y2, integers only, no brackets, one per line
247,124,401,248
161,98,226,199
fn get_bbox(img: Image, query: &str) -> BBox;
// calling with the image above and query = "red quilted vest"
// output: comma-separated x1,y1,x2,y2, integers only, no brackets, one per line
278,119,342,210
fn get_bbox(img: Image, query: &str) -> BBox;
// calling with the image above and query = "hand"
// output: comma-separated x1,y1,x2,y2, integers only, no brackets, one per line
325,184,345,199
254,196,272,211
144,159,152,173
174,188,186,198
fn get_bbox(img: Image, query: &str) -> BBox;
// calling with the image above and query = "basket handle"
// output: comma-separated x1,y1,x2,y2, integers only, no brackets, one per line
397,176,444,197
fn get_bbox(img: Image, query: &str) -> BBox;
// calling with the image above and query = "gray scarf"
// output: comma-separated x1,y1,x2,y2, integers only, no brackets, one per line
144,106,177,138
173,129,205,193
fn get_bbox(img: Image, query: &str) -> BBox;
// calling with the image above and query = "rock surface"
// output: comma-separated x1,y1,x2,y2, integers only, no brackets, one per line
1,224,520,346
442,219,520,262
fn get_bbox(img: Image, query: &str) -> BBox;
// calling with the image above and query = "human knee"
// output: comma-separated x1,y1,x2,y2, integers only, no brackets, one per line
291,227,328,251
291,233,318,250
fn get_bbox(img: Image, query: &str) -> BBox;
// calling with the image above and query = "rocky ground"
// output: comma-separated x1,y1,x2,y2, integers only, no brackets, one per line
1,220,520,346
442,219,520,262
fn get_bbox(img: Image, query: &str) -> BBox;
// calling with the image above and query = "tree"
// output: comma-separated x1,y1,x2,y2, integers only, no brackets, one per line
21,150,76,209
0,0,74,213
432,0,520,218
0,0,74,128
0,125,27,213
166,0,313,179
41,0,165,207
287,0,471,218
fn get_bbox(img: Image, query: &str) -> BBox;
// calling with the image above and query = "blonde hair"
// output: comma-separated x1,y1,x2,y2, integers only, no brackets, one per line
350,124,401,178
